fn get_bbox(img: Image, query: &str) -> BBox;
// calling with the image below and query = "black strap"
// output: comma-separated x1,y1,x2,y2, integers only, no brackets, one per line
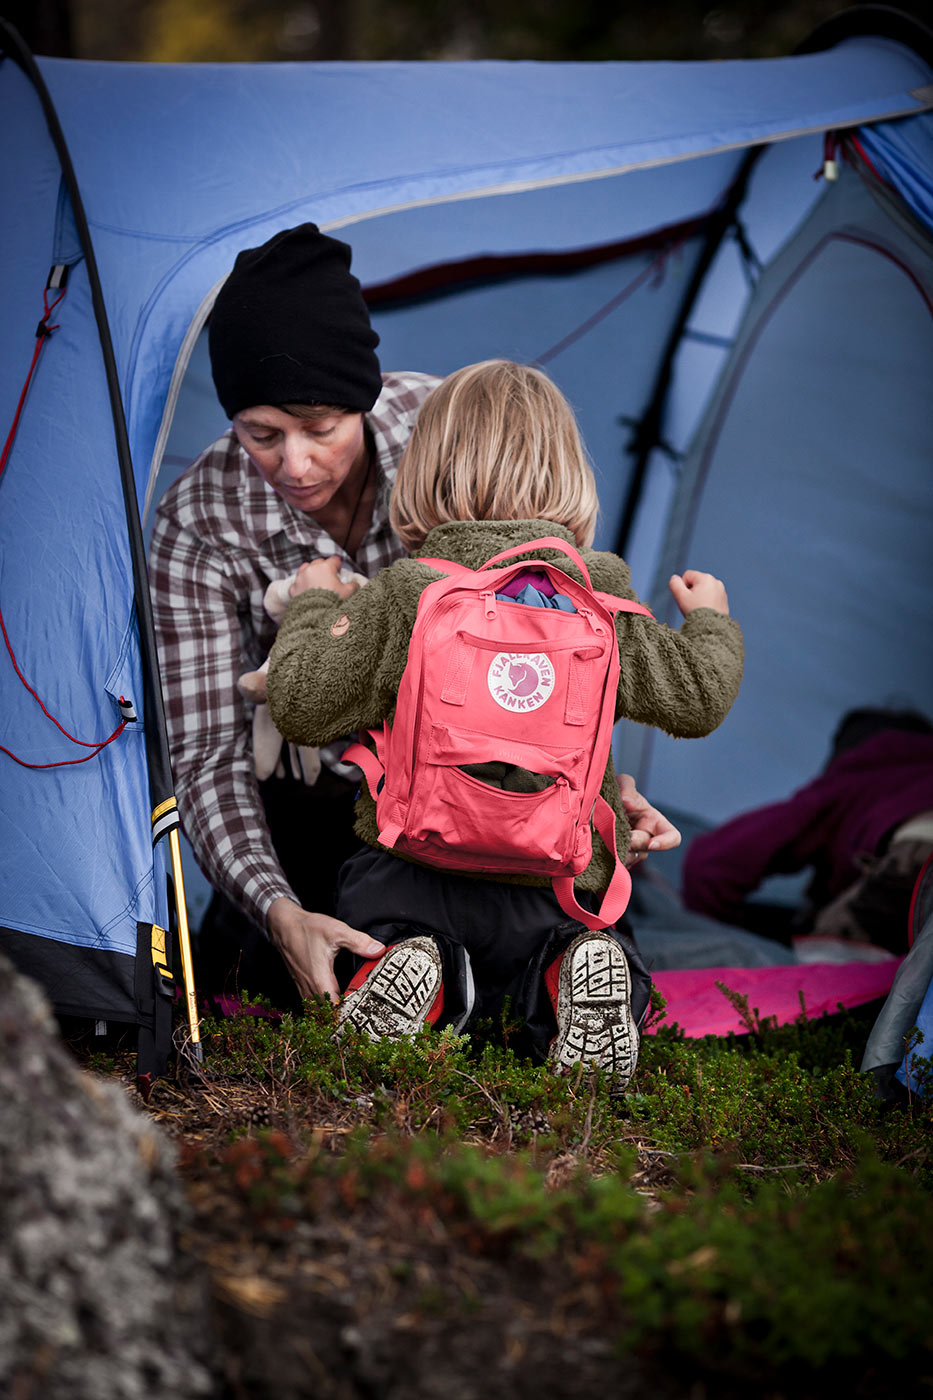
134,921,175,1095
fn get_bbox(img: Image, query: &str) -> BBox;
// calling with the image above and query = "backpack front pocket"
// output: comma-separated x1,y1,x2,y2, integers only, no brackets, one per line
404,754,585,875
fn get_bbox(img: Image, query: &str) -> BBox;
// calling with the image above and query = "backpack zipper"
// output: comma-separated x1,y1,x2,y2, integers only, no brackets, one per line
557,776,571,813
579,605,607,637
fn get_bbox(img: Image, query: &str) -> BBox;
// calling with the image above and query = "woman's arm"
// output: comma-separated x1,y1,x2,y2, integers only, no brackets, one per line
149,513,297,929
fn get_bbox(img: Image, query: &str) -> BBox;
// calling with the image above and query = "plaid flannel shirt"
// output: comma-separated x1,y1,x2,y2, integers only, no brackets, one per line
149,371,440,930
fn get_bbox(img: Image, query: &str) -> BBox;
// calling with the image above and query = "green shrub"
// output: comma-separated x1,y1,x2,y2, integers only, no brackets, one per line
215,1126,933,1383
187,993,933,1388
201,991,932,1184
614,1149,933,1381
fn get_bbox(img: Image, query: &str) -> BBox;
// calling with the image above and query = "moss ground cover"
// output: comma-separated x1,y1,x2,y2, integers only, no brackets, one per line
110,985,930,1396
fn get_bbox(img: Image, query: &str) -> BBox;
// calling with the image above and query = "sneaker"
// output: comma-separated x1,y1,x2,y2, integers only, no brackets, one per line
547,931,639,1092
337,935,444,1042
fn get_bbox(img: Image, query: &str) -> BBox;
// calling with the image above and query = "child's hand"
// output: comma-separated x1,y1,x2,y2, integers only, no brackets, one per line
290,557,361,600
669,570,729,616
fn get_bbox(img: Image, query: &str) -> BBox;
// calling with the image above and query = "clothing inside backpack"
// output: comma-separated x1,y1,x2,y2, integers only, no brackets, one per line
459,569,577,793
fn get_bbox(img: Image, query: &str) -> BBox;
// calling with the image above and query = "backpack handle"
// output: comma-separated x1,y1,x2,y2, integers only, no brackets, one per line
477,536,592,588
420,544,655,621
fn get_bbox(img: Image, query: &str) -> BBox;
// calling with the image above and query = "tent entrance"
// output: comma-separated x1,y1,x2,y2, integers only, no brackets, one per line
622,161,933,825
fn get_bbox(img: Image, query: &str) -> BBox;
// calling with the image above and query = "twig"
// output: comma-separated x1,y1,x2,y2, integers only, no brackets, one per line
450,1067,500,1110
735,1162,816,1173
894,1147,929,1170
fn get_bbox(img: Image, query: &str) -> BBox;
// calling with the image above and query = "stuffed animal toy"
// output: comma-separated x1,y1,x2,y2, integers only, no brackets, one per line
237,568,367,784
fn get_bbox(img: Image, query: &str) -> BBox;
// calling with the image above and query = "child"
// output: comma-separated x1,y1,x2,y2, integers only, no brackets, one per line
267,360,743,1089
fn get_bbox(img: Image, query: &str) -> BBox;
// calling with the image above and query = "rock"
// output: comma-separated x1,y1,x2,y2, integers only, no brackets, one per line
0,954,212,1400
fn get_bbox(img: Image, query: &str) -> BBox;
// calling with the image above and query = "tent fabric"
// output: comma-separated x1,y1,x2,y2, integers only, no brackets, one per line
861,859,933,1084
37,47,933,240
624,864,799,970
898,972,933,1094
860,910,933,1073
0,96,167,983
1,27,932,1039
857,110,933,231
23,40,933,515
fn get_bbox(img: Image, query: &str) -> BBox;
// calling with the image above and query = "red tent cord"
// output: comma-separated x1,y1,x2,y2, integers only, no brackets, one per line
1,283,129,767
815,130,896,193
0,605,128,750
0,733,125,770
0,286,65,481
847,133,895,192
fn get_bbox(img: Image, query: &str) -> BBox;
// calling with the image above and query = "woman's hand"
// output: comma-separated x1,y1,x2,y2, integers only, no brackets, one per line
669,570,729,616
266,897,384,1002
617,771,681,865
289,556,361,600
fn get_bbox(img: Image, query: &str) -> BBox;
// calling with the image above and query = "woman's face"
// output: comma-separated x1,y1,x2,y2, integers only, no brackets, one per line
233,404,367,515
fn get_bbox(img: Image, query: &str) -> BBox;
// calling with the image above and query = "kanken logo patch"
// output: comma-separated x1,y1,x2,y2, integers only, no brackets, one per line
487,652,555,712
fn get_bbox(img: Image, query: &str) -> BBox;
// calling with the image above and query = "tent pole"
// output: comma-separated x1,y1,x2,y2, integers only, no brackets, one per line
168,830,202,1060
0,19,202,1061
614,6,933,560
614,144,763,557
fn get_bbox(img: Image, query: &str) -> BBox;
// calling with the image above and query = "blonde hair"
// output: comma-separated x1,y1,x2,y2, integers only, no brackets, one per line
389,360,599,551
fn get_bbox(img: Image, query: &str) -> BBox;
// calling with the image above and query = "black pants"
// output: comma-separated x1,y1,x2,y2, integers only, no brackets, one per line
196,769,363,1012
335,845,652,1060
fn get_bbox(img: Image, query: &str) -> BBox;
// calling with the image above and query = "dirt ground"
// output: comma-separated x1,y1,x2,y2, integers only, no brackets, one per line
72,1022,922,1400
130,1061,697,1400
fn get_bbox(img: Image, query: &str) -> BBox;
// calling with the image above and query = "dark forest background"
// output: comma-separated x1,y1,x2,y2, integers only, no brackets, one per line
7,0,933,62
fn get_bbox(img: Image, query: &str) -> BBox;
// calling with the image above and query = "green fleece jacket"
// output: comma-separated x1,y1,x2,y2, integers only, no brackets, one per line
267,519,744,894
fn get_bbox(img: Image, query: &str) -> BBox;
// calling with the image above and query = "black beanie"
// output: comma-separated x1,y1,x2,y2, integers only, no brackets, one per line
208,223,382,419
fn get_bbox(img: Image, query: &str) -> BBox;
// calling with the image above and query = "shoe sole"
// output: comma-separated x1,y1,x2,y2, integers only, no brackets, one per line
551,931,639,1091
337,936,442,1042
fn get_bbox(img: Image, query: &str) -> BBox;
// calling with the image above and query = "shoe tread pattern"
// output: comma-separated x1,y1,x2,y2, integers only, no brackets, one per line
552,933,638,1090
339,936,441,1041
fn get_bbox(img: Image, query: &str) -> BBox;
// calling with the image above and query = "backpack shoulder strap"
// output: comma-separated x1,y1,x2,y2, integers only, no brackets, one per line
417,556,473,577
343,725,407,849
594,593,655,620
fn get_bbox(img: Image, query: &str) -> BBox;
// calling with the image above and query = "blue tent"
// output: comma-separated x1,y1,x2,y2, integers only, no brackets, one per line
1,11,931,1068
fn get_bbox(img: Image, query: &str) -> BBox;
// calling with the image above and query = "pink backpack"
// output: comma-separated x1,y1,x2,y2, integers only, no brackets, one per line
344,537,653,931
